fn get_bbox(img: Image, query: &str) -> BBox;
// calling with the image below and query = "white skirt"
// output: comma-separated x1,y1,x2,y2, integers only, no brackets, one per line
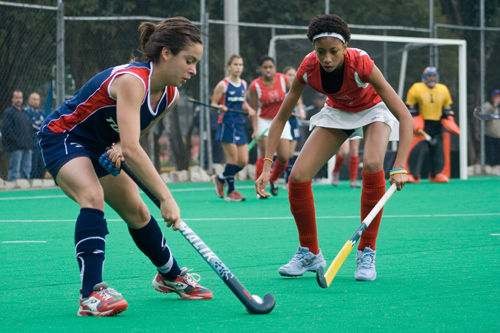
309,102,400,141
258,117,293,141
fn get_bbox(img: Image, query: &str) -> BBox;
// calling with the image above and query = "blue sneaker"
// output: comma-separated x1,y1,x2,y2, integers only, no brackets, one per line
355,247,377,281
279,246,326,277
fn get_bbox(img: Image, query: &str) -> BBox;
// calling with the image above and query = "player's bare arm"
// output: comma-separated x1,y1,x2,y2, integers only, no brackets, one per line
369,65,413,190
112,74,181,229
211,81,227,112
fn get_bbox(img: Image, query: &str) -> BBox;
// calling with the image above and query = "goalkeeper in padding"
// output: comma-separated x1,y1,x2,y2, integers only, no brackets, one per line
405,67,460,183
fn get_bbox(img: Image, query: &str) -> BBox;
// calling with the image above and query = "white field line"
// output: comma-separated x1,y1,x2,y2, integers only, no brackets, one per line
0,186,262,201
2,241,47,243
1,212,499,223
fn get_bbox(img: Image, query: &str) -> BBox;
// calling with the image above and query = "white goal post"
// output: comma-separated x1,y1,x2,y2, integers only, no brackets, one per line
269,34,467,180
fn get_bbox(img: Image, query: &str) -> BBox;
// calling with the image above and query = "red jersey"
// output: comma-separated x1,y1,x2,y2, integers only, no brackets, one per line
296,48,381,113
249,73,288,119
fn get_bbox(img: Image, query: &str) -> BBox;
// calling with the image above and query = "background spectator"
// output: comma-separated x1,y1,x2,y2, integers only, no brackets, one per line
482,89,500,166
25,92,45,178
1,90,34,181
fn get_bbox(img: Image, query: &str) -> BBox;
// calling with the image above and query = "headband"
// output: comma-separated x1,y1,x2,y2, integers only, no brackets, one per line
312,32,346,43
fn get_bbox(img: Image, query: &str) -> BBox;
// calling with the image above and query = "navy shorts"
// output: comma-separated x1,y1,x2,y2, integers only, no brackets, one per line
215,122,248,145
38,132,110,182
289,117,302,140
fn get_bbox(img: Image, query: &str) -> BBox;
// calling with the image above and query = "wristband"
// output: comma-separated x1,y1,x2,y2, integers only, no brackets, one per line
263,158,274,164
389,168,408,176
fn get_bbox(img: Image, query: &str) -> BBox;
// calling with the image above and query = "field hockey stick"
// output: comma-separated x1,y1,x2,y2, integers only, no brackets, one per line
188,98,248,115
316,183,397,288
473,106,500,120
248,128,269,151
119,161,275,314
417,129,438,146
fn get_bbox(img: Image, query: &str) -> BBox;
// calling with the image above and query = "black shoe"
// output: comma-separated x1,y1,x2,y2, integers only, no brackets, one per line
270,181,279,196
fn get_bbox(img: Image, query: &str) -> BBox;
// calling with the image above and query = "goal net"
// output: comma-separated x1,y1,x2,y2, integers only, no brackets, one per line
269,34,467,181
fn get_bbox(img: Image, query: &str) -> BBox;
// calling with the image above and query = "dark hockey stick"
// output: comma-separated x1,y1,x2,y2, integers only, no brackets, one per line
188,98,249,115
120,161,275,314
474,107,500,120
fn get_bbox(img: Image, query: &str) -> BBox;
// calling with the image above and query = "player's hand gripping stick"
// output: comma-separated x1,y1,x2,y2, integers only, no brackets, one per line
117,160,276,314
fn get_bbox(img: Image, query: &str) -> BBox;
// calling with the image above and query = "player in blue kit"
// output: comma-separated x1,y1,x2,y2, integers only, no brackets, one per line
38,17,212,317
210,55,255,202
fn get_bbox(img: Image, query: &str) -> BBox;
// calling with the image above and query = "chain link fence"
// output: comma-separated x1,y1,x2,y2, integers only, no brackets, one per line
1,1,499,181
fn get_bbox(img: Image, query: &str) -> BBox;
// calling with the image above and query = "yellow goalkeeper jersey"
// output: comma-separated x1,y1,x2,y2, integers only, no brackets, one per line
406,82,453,121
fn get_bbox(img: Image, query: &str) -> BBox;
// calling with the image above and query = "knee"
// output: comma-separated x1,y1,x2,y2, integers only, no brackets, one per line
124,202,151,229
289,168,311,183
80,188,105,210
362,157,383,173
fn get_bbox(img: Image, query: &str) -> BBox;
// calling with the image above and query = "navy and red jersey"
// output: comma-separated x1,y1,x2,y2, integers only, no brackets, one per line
249,73,288,119
217,78,247,125
296,48,381,113
40,62,177,148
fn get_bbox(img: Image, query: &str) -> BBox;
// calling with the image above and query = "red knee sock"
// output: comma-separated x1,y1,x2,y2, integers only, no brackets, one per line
349,155,359,181
358,170,386,251
333,155,345,174
255,157,264,181
288,180,319,254
270,160,289,182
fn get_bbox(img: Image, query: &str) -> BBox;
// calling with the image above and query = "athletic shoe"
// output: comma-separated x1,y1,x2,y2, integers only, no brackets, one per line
269,181,279,196
278,246,326,277
211,175,225,198
256,194,268,200
282,183,289,190
225,190,245,202
152,267,213,300
355,247,377,281
429,173,449,183
331,173,340,186
350,179,362,188
78,282,128,317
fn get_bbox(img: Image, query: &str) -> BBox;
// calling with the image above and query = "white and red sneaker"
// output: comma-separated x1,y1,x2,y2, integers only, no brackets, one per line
224,190,245,202
78,282,128,317
152,267,213,300
211,175,225,198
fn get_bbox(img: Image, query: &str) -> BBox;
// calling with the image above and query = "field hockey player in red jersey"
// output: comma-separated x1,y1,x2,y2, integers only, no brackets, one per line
210,55,256,202
249,56,292,198
38,17,213,317
255,14,413,281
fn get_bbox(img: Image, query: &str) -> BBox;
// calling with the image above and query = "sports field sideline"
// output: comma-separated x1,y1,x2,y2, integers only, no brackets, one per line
1,177,499,332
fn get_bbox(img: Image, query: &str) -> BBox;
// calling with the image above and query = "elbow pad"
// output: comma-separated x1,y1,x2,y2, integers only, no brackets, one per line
442,106,453,119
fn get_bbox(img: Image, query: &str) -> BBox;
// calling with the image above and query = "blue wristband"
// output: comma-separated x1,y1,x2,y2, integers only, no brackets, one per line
389,168,406,173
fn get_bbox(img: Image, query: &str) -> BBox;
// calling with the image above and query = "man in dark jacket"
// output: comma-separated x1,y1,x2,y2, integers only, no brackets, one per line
1,90,34,181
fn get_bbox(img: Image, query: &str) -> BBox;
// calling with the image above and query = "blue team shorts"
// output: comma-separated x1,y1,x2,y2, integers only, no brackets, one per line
289,117,302,140
38,132,110,182
215,122,248,145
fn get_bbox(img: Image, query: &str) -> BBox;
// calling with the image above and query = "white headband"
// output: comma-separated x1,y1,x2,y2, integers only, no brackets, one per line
312,32,346,43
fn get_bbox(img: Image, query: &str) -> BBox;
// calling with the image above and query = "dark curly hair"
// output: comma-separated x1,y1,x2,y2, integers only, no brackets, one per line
306,14,351,44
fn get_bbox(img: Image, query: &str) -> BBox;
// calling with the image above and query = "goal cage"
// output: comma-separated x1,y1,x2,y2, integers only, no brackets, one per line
268,34,467,181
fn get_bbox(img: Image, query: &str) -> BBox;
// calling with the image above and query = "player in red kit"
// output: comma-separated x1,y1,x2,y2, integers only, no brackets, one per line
255,14,413,281
249,56,291,198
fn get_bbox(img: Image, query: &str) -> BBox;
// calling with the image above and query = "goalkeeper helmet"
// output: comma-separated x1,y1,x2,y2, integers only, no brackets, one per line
422,67,439,88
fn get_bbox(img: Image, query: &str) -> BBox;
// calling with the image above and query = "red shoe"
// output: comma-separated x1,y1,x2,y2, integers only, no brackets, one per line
152,268,213,300
225,190,245,202
211,175,225,198
78,282,128,317
407,174,420,184
429,173,449,183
